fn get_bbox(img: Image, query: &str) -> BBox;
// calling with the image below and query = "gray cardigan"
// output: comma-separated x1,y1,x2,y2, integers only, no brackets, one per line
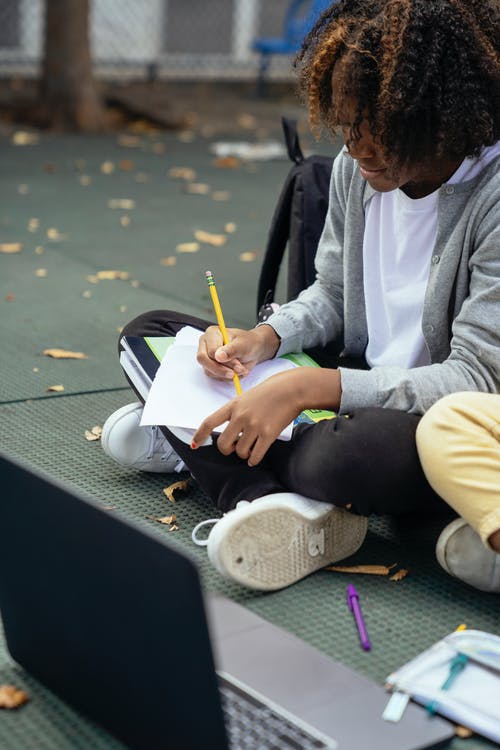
266,150,500,415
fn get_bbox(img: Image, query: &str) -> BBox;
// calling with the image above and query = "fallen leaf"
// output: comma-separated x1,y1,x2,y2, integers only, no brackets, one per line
43,348,88,359
160,256,177,266
28,218,39,232
120,215,131,227
185,183,210,195
47,227,67,241
239,251,257,262
194,230,226,246
35,246,44,255
163,479,190,503
35,268,47,277
85,425,102,441
176,242,200,253
168,166,196,181
325,564,396,576
237,113,257,129
389,568,409,582
82,290,92,298
0,242,23,254
47,384,64,392
79,175,92,186
211,191,231,201
108,199,136,210
101,161,115,174
118,159,134,171
96,270,130,280
213,156,241,169
12,131,39,146
0,685,29,709
225,223,237,233
155,514,176,525
169,524,179,532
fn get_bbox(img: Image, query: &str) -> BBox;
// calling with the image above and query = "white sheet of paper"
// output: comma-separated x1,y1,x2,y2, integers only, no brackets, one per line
141,326,297,440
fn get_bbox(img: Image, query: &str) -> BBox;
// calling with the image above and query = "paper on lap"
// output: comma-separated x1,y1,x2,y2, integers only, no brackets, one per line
140,326,297,440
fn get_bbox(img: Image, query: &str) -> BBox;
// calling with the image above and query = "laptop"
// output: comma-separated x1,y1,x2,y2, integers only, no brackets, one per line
0,452,454,750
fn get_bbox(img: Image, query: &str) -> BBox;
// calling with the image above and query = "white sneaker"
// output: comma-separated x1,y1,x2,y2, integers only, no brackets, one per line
436,518,500,593
101,402,186,473
199,492,368,591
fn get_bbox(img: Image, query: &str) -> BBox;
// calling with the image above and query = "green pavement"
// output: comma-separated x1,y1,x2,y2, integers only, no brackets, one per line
0,109,498,750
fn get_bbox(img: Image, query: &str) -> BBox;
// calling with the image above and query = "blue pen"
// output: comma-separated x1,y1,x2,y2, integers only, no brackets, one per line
426,652,468,715
347,584,371,651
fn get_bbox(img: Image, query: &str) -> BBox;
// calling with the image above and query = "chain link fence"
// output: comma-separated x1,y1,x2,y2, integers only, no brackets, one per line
0,0,301,81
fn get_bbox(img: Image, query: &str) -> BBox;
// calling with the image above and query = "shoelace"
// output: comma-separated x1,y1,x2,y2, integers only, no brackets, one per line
191,500,251,547
147,426,186,472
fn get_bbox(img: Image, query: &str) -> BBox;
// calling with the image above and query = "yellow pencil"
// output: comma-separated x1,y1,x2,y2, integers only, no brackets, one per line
205,270,242,396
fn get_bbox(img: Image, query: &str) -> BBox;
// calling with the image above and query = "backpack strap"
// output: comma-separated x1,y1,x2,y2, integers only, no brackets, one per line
256,118,302,316
282,116,304,165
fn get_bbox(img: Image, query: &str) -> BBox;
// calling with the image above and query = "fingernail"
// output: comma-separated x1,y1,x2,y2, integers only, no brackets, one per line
191,441,197,449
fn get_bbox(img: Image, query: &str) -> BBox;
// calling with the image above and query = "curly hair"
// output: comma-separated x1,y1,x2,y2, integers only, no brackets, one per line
295,0,500,167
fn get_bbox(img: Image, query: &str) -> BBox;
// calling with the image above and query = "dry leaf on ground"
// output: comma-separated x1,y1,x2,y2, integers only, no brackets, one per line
225,223,237,233
212,191,231,201
194,230,226,246
96,270,131,280
176,242,200,253
163,479,190,503
0,685,29,709
43,348,88,359
0,242,23,254
168,167,196,181
185,183,210,195
240,251,257,263
155,514,176,526
389,568,409,582
118,160,134,171
47,384,64,392
325,564,396,576
47,228,67,241
213,156,241,169
12,131,39,146
108,199,136,210
160,256,177,266
101,161,115,174
85,426,102,442
35,268,47,277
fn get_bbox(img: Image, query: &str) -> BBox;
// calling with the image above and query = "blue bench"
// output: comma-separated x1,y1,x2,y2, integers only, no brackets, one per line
253,0,333,95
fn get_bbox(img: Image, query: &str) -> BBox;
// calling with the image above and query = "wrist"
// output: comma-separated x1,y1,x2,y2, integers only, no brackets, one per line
293,367,342,413
254,323,281,360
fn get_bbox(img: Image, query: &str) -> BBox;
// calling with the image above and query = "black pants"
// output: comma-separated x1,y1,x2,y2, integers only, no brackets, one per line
119,310,443,515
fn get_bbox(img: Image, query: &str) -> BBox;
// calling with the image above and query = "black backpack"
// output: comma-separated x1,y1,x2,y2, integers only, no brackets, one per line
256,117,333,319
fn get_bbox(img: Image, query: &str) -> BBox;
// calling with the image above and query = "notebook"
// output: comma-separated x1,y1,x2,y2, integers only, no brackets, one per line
0,452,455,750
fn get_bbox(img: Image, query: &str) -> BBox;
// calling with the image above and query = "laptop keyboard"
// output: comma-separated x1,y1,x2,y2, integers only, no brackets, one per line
219,675,332,749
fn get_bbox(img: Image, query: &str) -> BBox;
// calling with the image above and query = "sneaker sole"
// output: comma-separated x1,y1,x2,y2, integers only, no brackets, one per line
209,505,368,591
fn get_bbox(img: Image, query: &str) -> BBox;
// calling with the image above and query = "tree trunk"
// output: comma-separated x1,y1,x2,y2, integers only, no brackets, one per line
40,0,107,131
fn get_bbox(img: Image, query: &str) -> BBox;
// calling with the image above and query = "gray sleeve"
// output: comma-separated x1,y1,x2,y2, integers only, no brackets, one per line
339,221,500,415
262,151,349,356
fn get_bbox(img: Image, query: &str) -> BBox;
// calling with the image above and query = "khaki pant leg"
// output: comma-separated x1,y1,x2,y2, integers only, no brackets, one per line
416,392,500,549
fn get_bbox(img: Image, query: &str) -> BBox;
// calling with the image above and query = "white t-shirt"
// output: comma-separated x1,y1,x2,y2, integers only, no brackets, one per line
363,141,500,368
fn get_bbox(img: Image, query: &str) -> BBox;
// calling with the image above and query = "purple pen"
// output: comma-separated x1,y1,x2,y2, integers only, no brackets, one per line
347,584,371,651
